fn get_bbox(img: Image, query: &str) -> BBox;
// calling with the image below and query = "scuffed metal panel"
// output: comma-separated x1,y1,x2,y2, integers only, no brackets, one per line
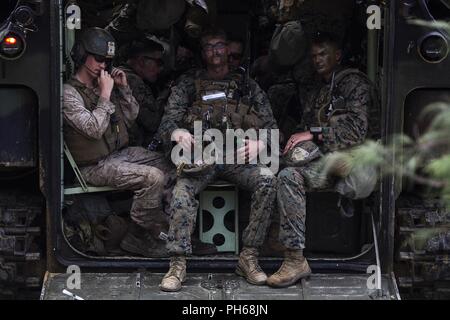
302,274,394,300
0,193,43,298
396,197,450,299
41,272,397,300
42,273,140,300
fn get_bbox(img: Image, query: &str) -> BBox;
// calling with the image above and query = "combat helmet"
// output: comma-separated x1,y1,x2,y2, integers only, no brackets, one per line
71,27,116,67
284,140,322,167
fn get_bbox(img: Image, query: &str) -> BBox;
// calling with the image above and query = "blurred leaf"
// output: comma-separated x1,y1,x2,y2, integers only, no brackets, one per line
350,140,386,167
391,134,414,149
322,151,353,176
420,102,450,122
427,110,450,132
411,228,449,251
426,154,450,179
405,155,421,175
417,129,450,152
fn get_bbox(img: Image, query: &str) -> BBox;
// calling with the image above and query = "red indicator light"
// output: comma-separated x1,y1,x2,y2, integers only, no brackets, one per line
5,37,17,45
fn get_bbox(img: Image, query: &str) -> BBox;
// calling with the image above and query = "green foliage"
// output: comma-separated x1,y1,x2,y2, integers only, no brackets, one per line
349,140,386,168
402,227,449,252
321,100,450,208
426,155,450,207
426,155,450,178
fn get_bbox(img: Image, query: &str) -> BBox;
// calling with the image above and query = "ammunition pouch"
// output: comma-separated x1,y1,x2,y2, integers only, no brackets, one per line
183,76,265,132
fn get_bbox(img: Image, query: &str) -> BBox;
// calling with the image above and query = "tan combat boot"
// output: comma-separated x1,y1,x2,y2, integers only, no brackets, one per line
235,247,267,285
159,256,187,292
267,250,311,288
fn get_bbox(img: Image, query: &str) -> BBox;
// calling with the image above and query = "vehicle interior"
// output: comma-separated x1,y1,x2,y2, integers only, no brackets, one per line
2,0,449,300
58,0,383,271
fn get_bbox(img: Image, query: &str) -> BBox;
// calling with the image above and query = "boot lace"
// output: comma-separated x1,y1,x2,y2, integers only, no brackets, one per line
167,257,185,279
247,255,263,274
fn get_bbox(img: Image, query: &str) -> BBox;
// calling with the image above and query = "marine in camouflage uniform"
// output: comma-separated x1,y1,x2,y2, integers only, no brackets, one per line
64,28,170,258
267,32,378,288
120,41,219,256
120,66,166,146
159,29,278,292
119,40,166,148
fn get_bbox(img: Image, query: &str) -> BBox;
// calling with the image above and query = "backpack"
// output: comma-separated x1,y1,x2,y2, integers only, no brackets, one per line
269,20,307,67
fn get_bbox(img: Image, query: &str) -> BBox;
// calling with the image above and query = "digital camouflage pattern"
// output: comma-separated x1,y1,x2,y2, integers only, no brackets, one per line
166,164,277,255
158,69,278,255
120,64,166,147
63,78,138,166
157,69,278,155
278,67,377,250
297,67,374,152
64,79,175,237
80,147,175,237
278,160,337,250
63,81,138,141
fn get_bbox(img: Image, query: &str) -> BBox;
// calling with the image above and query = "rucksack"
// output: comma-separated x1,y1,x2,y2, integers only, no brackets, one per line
269,20,307,67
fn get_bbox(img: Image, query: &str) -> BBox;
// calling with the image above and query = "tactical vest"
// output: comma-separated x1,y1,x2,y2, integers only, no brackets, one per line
182,72,263,132
64,78,129,166
314,68,381,140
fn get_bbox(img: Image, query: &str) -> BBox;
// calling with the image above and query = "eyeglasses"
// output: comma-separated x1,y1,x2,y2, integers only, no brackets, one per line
143,56,164,67
203,42,227,52
92,54,112,64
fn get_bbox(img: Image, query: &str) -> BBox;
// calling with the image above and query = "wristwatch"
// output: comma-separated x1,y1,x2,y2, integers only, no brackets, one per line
309,127,323,143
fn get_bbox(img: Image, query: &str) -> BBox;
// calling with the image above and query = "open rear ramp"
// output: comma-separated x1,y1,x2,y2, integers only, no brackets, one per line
40,272,400,300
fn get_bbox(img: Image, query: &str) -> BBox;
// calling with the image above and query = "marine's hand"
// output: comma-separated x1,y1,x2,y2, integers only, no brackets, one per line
98,70,114,101
172,129,194,151
111,68,128,87
237,139,265,163
282,132,313,155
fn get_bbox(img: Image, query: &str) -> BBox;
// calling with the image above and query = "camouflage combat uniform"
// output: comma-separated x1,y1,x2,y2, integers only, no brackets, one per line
267,73,302,143
158,69,279,255
63,78,172,232
120,65,166,147
277,67,376,250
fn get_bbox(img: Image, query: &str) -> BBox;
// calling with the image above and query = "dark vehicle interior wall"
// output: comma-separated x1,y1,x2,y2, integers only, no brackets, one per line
389,0,450,299
0,0,55,299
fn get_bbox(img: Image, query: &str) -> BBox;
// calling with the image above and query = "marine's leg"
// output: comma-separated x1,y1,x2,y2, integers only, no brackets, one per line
160,170,216,292
117,147,178,235
267,162,334,288
220,164,277,285
81,148,166,257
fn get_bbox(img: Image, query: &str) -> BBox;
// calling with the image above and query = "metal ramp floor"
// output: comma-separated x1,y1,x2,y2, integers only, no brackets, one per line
41,272,399,300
